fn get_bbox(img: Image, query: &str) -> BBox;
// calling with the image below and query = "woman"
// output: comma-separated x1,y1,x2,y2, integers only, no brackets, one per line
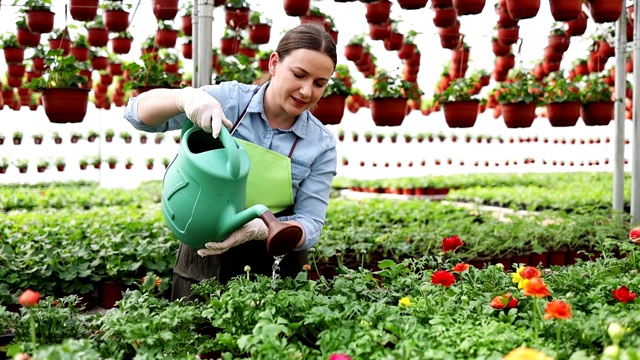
123,23,338,300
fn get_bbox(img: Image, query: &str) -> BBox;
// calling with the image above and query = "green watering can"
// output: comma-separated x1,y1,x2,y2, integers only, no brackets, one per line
161,121,302,256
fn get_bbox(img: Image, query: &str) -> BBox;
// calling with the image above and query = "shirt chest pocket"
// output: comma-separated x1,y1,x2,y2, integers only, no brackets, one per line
291,160,311,187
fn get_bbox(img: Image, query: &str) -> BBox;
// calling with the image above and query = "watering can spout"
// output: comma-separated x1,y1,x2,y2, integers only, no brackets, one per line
229,204,270,232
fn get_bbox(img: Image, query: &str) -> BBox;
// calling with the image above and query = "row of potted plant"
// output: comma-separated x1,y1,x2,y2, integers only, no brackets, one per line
0,130,181,145
0,156,174,173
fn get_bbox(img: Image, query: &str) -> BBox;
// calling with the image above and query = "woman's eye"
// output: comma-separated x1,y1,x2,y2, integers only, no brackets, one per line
293,73,303,79
314,82,325,88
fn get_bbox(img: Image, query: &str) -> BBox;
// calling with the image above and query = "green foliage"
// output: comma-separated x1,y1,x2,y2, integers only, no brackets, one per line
493,70,545,105
214,54,260,85
100,0,131,11
434,77,481,103
543,72,581,103
0,32,20,48
347,34,365,46
121,54,181,91
322,77,350,97
578,72,614,104
14,0,52,11
225,0,250,8
24,49,88,89
370,68,422,101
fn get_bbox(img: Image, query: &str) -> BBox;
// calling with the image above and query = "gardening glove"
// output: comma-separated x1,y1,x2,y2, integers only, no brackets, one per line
175,87,233,138
197,218,268,256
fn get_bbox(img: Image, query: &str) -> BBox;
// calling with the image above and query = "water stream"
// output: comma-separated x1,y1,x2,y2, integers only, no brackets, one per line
271,255,285,288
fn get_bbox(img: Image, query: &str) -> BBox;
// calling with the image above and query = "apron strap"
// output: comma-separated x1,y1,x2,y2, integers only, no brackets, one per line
288,137,299,158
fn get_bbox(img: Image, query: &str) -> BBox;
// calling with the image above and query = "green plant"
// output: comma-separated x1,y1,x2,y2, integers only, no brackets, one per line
403,29,420,44
13,131,23,139
14,0,52,11
578,72,614,104
48,28,71,41
119,131,131,140
113,30,133,40
54,157,65,166
322,77,351,97
214,54,260,85
543,72,581,103
86,15,104,29
106,156,118,165
72,34,89,48
37,159,50,169
0,32,20,48
493,70,545,105
121,55,181,91
13,158,29,168
250,10,272,25
32,132,43,140
100,0,131,11
434,77,481,103
370,68,422,101
347,34,365,46
105,129,115,138
225,0,250,8
25,49,88,89
0,157,9,168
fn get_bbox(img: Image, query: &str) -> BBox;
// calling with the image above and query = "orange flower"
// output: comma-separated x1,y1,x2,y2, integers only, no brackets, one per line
451,263,470,273
142,276,162,286
18,289,40,308
503,347,553,360
522,277,551,298
490,293,519,309
302,264,311,271
543,300,572,320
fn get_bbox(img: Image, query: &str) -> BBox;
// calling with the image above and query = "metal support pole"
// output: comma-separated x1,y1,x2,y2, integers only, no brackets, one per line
192,0,199,87
196,0,214,87
614,0,627,212
632,2,640,222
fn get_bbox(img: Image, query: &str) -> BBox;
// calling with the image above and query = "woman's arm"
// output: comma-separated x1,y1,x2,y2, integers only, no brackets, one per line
135,88,184,126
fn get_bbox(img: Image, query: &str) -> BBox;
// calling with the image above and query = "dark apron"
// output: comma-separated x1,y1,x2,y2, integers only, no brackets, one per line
171,87,307,301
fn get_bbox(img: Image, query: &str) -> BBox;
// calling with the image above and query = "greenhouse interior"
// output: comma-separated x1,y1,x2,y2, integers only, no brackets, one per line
1,0,640,359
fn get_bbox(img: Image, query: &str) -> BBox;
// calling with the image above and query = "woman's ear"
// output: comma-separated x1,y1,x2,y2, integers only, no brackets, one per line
268,52,279,77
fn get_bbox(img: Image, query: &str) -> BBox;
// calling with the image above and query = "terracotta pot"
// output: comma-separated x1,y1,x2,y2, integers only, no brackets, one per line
496,4,519,28
564,11,588,36
588,0,622,23
547,101,580,127
311,95,346,125
443,100,479,128
369,21,391,40
181,42,193,59
397,0,428,9
548,33,570,52
16,27,41,47
100,281,124,309
383,32,404,51
580,101,614,126
224,7,250,29
549,0,581,21
505,0,540,20
397,43,416,60
181,15,192,36
70,0,99,21
491,39,511,56
431,0,453,8
69,46,89,62
497,26,519,46
370,97,407,126
452,0,486,16
220,37,240,55
104,10,129,32
155,28,178,48
249,23,271,44
26,9,55,34
365,0,392,24
111,37,132,54
48,38,71,56
344,44,364,62
3,47,25,64
91,56,109,71
152,0,179,20
438,22,462,49
432,7,458,28
283,0,310,16
87,27,109,47
42,88,90,123
501,102,536,128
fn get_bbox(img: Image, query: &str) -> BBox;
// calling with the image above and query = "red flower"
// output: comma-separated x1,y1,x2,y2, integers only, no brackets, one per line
522,277,551,298
544,300,572,320
18,289,40,307
451,263,470,273
630,226,640,244
442,235,464,252
490,293,519,309
328,354,352,360
431,270,456,287
613,285,637,303
520,266,542,280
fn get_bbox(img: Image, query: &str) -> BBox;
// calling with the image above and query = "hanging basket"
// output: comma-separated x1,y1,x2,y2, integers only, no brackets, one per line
155,29,179,48
152,0,179,21
249,23,271,44
42,88,90,123
433,7,458,28
549,0,581,21
26,9,55,34
547,101,580,127
365,0,392,24
505,0,540,20
587,0,623,23
580,101,614,126
397,0,428,9
501,102,537,128
70,0,99,21
111,37,132,54
344,44,364,61
311,95,346,125
370,97,407,126
87,27,109,47
104,10,130,32
16,27,41,47
225,7,251,29
564,11,588,36
283,0,310,17
452,0,486,16
443,100,479,128
181,15,192,36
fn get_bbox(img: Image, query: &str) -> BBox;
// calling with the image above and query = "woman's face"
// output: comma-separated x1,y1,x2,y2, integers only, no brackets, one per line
268,48,335,118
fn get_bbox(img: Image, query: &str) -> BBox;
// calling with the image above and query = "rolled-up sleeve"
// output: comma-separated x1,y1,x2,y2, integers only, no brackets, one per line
279,142,337,251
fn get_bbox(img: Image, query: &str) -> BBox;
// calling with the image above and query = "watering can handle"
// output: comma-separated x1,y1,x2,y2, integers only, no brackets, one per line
218,126,241,179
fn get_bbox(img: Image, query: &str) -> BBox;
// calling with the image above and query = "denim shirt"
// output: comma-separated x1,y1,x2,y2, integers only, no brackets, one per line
123,81,337,250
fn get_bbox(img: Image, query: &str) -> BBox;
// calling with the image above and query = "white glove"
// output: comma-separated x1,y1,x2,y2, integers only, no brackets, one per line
197,219,269,256
175,87,233,138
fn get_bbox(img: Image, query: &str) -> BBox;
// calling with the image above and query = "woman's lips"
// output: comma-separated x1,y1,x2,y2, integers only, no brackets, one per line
291,96,307,107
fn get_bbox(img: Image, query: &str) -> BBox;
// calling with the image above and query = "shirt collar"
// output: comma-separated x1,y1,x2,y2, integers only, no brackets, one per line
246,81,308,139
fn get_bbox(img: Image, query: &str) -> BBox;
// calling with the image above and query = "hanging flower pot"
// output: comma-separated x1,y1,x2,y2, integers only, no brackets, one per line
7,64,25,79
581,101,614,126
383,32,404,51
3,46,25,64
249,23,272,44
312,94,347,125
547,101,580,127
87,27,109,47
344,43,364,62
16,27,41,48
431,0,453,8
283,0,310,17
369,21,391,41
452,0,486,16
70,0,99,22
397,43,416,60
152,0,179,21
491,38,511,56
370,97,407,126
432,7,457,28
48,38,71,56
111,35,133,54
587,0,622,23
496,4,519,28
397,0,428,9
43,88,91,123
438,22,462,49
70,46,89,62
549,0,581,21
109,62,124,76
91,56,109,71
365,0,392,24
155,27,179,48
181,41,193,59
225,6,251,29
502,102,537,128
505,0,540,20
104,9,130,32
564,11,587,36
497,26,519,46
26,9,55,34
220,36,240,55
443,100,479,128
181,15,193,36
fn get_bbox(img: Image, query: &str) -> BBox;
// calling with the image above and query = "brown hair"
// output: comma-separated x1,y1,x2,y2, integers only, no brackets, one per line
255,23,337,85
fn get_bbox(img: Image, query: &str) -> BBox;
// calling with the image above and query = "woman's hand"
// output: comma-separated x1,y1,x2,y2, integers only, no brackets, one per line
176,87,233,138
197,219,268,256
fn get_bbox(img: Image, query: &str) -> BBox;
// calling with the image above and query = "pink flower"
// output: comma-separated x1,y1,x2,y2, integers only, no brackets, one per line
329,354,352,360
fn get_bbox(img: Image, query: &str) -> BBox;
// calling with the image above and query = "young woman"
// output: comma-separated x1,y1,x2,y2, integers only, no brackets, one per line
123,23,338,300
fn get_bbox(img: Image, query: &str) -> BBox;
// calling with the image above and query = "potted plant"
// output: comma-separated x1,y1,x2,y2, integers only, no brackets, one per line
578,72,614,126
111,30,133,55
119,131,132,144
543,72,581,127
146,158,155,170
20,0,55,34
101,0,131,32
122,56,181,94
12,131,23,145
180,2,193,36
69,0,99,22
15,15,41,47
70,33,90,62
90,155,102,169
36,158,49,172
369,68,421,126
173,134,181,144
311,77,351,125
435,77,482,128
48,28,72,55
0,134,4,145
248,10,272,44
54,156,66,171
32,132,44,144
344,34,365,62
376,133,385,143
24,49,90,123
50,131,62,144
0,158,8,173
125,158,133,169
224,0,251,29
70,131,83,143
87,129,99,142
79,158,88,170
152,0,179,21
154,133,164,144
161,157,170,169
493,70,544,128
1,33,25,64
104,129,115,142
87,16,109,47
139,133,148,144
106,156,118,169
213,54,259,84
13,158,29,173
155,20,179,48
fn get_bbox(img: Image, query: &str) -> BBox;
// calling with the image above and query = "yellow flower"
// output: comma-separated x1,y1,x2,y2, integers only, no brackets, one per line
512,266,525,286
398,297,411,307
503,347,553,360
